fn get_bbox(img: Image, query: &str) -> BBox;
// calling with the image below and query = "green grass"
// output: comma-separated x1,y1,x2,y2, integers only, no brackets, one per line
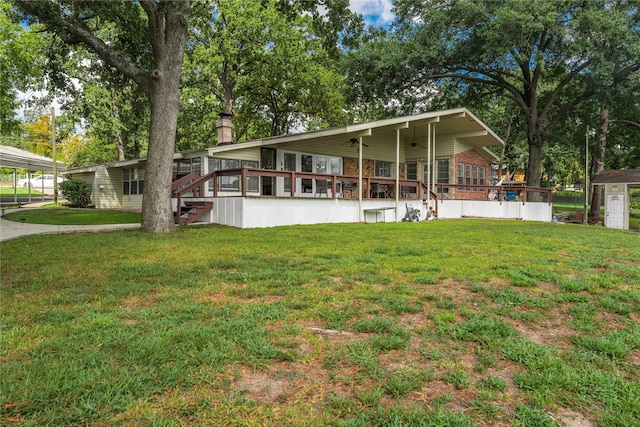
1,220,639,426
0,186,44,196
3,207,140,225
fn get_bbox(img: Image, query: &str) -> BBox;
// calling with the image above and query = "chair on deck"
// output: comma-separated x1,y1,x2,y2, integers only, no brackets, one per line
340,180,358,198
315,179,329,197
371,183,386,198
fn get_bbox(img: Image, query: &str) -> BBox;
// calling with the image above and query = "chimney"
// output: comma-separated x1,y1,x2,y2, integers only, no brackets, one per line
216,112,234,146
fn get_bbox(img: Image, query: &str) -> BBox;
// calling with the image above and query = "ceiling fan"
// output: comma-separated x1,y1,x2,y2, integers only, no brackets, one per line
345,138,368,147
410,127,426,149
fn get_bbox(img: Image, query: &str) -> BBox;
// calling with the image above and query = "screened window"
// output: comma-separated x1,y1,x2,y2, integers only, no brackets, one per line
479,166,486,186
457,163,464,188
465,164,472,190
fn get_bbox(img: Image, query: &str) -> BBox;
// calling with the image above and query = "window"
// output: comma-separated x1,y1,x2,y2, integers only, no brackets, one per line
465,164,471,190
406,162,417,180
375,160,393,178
208,157,258,192
330,158,342,174
479,166,486,186
283,152,296,193
220,159,240,191
436,159,449,193
123,167,144,195
457,163,464,189
301,155,313,193
316,156,327,174
243,160,259,192
173,157,201,177
472,165,479,191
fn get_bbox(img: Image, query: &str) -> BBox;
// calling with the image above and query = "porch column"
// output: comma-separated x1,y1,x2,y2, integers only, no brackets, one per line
358,136,363,222
395,128,400,220
427,122,431,206
432,123,437,196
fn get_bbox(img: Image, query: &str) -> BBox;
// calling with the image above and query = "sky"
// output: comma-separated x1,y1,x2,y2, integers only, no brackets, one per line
348,0,395,28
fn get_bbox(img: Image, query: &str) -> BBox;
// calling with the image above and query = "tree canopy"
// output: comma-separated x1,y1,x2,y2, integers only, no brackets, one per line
346,0,640,187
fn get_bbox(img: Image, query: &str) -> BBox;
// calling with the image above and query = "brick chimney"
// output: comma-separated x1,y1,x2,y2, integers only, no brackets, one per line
217,112,233,146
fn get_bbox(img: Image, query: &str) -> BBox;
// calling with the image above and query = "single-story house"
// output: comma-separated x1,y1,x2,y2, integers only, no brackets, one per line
592,169,640,230
66,108,552,228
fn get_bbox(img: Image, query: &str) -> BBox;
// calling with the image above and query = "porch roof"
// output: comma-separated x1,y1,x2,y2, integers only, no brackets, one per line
195,107,503,159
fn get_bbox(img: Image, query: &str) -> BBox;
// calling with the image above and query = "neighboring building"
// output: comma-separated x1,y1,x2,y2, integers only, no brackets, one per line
66,108,552,227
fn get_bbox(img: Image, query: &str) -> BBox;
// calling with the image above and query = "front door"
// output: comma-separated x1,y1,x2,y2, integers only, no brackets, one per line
605,194,625,229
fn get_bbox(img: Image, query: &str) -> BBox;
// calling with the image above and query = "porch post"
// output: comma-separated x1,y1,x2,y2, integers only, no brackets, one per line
427,122,431,206
432,124,437,195
395,128,400,220
358,137,363,222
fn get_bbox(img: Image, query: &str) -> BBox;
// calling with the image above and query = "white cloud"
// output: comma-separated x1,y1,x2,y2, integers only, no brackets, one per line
348,0,395,28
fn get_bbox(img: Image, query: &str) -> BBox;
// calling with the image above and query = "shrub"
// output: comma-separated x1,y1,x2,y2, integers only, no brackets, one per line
60,178,92,207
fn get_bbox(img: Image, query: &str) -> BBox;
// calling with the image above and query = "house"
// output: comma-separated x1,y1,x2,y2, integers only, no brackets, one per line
66,108,552,227
592,169,640,230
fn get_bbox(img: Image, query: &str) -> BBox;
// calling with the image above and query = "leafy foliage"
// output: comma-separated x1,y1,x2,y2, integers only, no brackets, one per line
59,178,92,207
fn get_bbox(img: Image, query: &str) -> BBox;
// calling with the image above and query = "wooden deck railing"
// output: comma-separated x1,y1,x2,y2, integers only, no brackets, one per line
209,168,435,201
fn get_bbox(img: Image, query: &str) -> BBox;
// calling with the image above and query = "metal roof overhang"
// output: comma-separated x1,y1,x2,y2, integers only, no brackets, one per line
0,145,66,172
204,107,504,155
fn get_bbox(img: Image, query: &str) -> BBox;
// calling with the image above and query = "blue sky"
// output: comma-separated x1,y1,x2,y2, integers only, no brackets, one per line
348,0,395,28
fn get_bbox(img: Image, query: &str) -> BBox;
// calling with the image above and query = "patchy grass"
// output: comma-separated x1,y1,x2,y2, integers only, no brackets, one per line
1,220,639,426
3,207,140,225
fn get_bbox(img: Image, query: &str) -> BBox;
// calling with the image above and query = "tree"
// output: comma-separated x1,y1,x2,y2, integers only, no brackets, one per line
14,0,191,233
0,1,45,137
180,0,348,147
354,0,640,187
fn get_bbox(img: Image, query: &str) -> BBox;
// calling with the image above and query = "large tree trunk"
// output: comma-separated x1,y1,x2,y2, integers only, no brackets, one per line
526,134,544,188
140,2,190,233
589,106,609,223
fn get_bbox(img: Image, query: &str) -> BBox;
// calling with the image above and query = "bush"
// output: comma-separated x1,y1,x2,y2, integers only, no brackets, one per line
60,179,92,207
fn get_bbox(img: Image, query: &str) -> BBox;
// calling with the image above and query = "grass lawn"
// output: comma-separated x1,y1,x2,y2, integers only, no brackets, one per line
1,220,639,426
3,207,141,225
0,187,44,197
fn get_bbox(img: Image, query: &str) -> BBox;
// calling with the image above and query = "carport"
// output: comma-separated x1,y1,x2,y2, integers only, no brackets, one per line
592,169,640,230
0,145,66,204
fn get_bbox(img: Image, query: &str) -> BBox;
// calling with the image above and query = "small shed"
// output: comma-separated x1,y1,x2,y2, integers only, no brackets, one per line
592,169,640,230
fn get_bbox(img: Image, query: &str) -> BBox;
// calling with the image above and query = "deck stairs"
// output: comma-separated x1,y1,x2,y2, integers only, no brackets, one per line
172,172,215,225
174,200,214,225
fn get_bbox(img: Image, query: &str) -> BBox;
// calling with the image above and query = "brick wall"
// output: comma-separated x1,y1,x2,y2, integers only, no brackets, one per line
452,149,492,201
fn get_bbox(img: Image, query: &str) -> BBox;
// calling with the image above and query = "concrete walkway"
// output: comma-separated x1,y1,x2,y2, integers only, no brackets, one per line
0,204,140,242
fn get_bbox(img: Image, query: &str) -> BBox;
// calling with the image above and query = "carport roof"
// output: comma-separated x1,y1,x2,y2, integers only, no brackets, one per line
0,145,66,172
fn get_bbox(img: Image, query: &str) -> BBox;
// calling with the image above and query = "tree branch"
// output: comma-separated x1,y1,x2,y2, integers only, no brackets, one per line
15,0,152,94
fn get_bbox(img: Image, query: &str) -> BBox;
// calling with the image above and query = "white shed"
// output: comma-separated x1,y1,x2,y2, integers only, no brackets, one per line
592,169,640,230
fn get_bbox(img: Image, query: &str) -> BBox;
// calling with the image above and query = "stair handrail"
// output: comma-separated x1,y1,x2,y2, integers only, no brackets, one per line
173,171,216,223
